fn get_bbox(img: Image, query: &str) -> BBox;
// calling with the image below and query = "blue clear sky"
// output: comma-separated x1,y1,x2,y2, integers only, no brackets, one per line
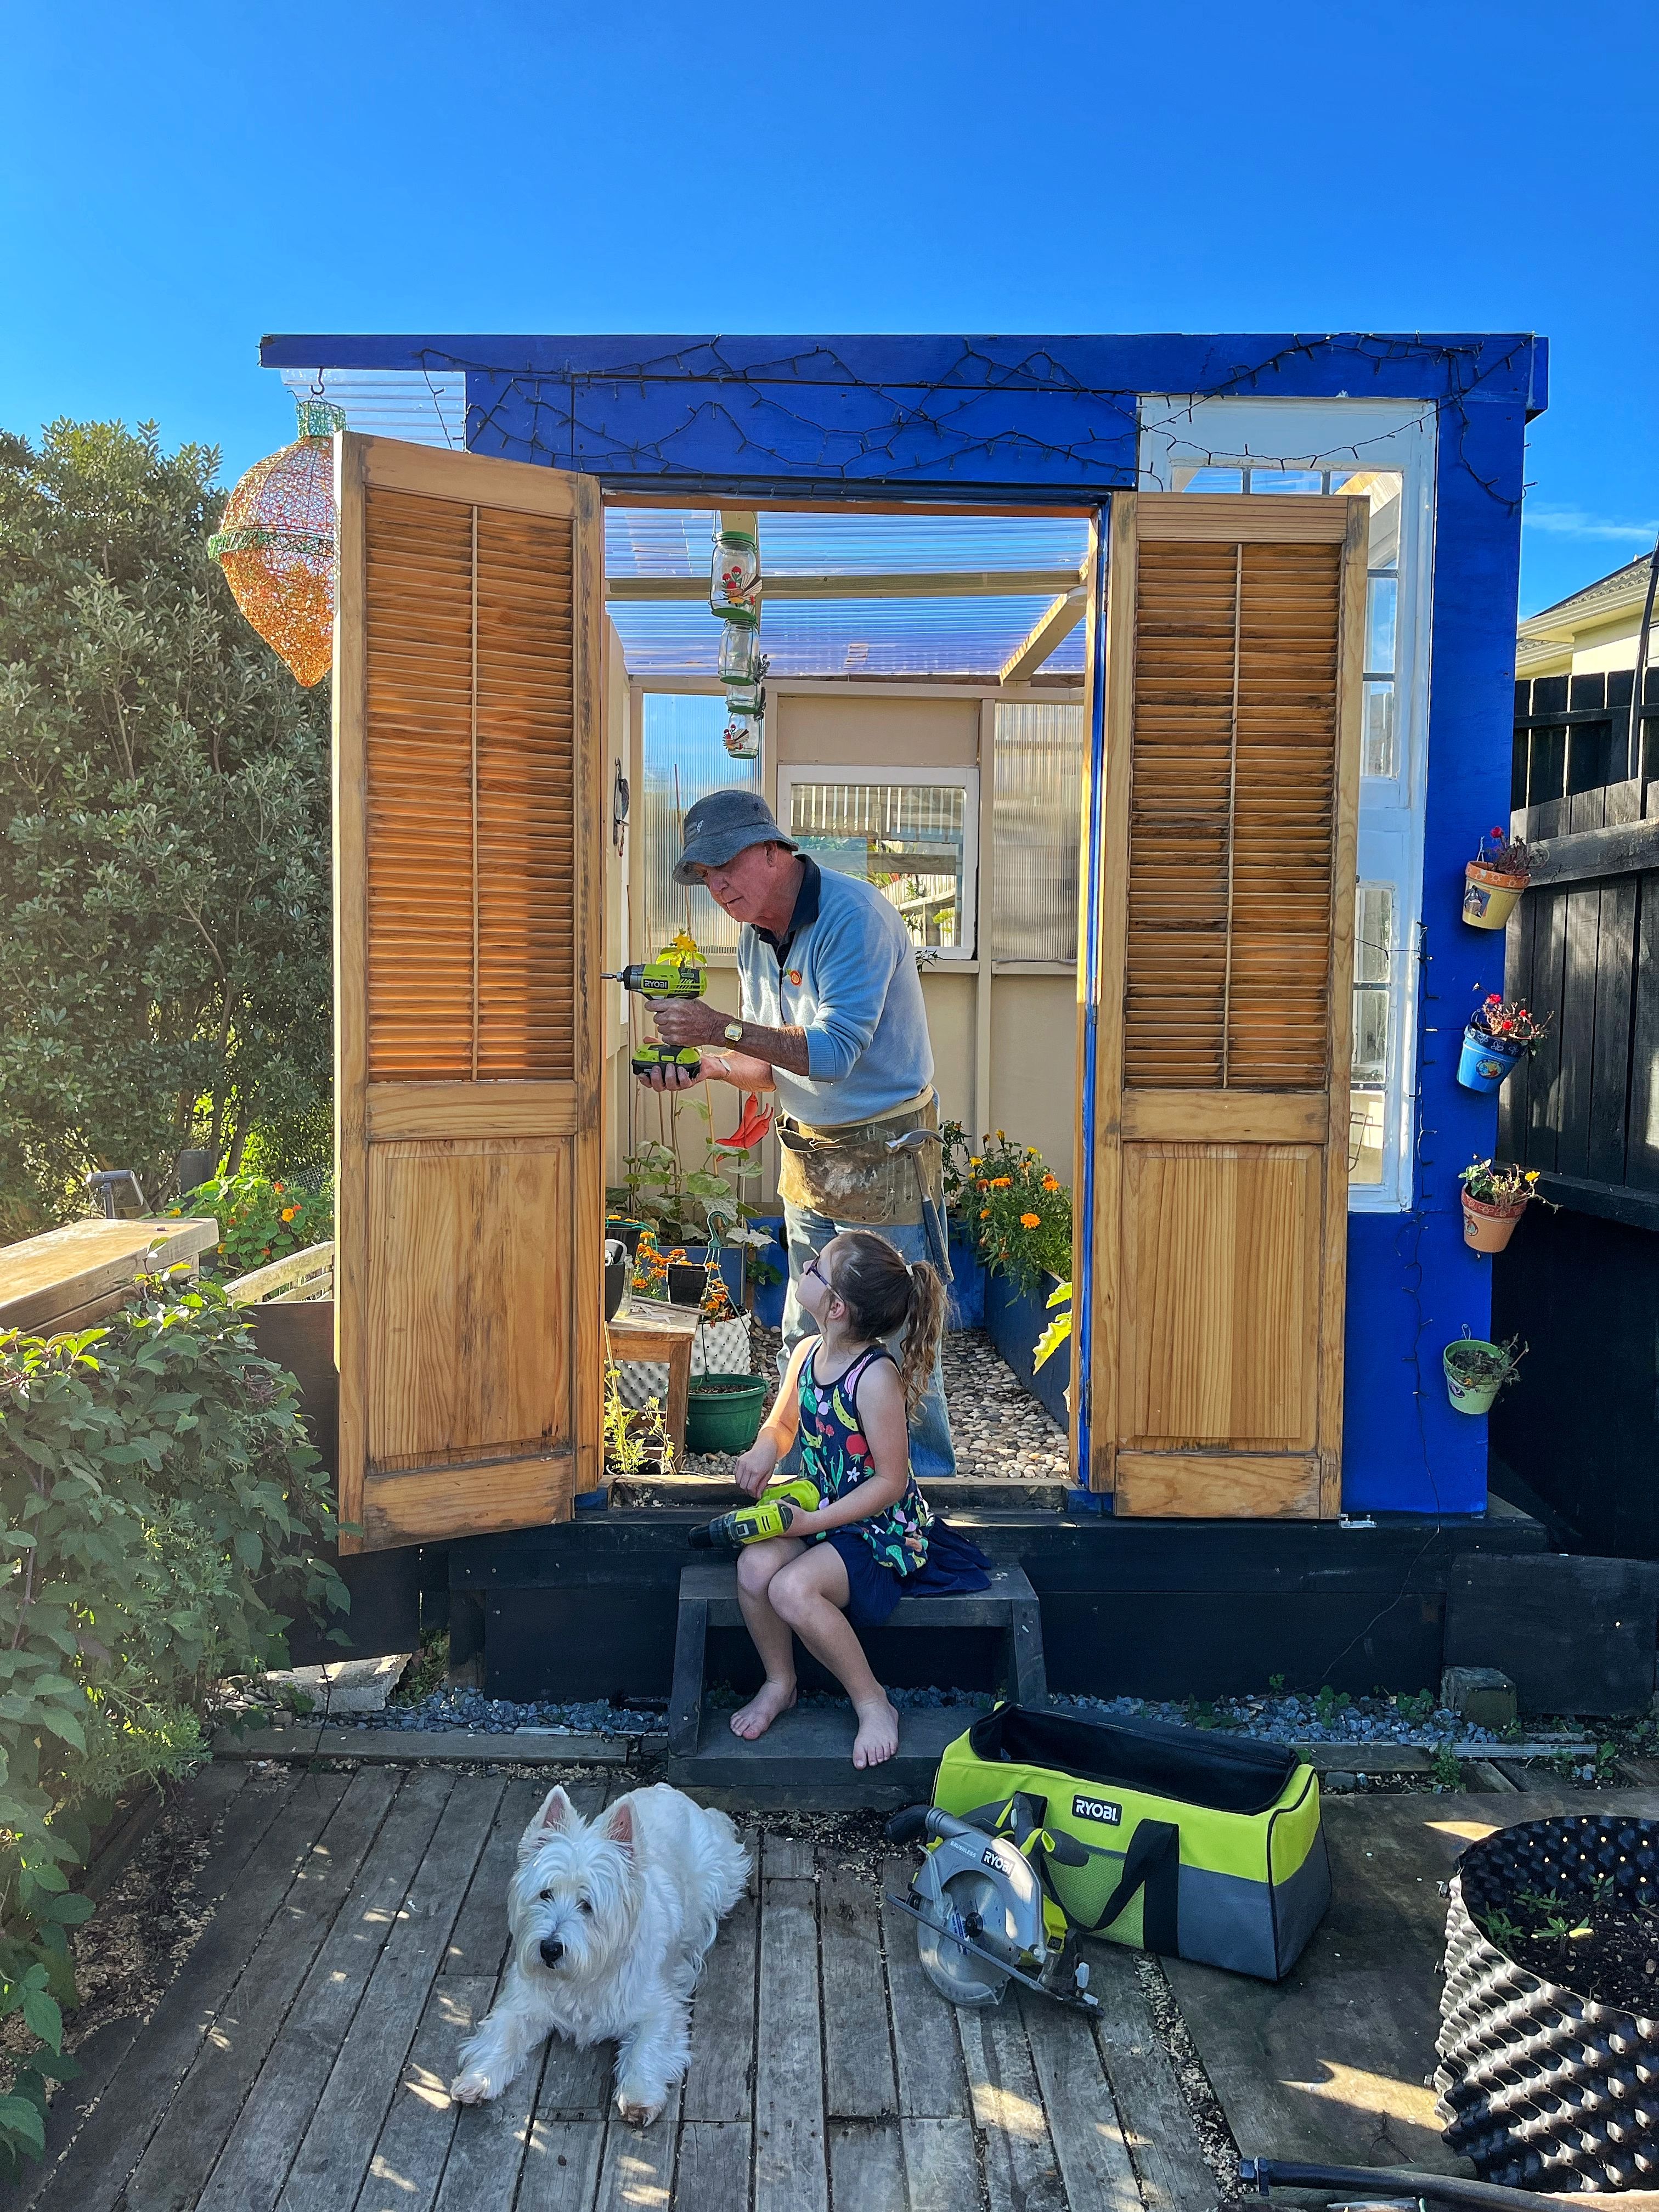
3,0,1653,617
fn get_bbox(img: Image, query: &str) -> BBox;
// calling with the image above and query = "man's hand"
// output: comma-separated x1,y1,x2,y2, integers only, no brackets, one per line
652,1002,726,1049
632,1058,701,1093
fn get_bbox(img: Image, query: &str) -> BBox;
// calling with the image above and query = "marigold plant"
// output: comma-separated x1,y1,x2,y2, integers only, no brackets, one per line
943,1127,1071,1296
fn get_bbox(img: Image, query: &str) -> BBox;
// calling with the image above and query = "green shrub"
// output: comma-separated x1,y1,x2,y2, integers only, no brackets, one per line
0,1272,346,2175
166,1170,334,1278
944,1126,1073,1296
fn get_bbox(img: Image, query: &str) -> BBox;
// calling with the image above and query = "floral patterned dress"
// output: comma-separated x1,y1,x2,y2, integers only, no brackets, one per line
797,1345,934,1576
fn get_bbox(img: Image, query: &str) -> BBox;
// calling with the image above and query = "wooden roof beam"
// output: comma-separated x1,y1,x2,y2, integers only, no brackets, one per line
999,585,1088,684
607,568,1083,603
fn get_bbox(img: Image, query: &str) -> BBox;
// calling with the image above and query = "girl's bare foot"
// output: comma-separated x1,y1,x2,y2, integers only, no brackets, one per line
731,1680,797,1740
852,1695,900,1769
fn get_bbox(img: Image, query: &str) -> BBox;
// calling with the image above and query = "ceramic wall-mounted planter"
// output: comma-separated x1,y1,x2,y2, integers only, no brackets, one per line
1457,1025,1526,1093
1443,1340,1508,1415
1463,861,1528,930
1460,1194,1527,1254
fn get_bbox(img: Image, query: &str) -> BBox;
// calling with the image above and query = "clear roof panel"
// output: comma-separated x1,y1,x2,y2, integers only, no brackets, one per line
604,506,1090,677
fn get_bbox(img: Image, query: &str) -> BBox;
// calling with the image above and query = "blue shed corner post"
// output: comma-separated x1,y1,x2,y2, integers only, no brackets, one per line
1340,371,1534,1518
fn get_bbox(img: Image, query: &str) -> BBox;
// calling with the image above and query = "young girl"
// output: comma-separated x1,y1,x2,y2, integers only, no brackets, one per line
726,1230,991,1769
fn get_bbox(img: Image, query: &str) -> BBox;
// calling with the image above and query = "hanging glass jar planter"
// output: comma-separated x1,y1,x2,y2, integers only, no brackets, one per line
723,707,763,760
710,528,761,618
724,675,767,717
717,613,764,684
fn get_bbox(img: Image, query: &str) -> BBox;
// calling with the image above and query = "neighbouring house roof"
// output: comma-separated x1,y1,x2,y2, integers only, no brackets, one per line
1517,554,1659,677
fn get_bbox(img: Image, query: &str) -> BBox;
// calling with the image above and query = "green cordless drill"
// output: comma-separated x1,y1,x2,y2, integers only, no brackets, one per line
687,1478,820,1550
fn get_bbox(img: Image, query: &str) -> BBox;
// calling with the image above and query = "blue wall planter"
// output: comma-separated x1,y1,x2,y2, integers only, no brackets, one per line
984,1268,1071,1427
744,1217,788,1329
946,1230,985,1330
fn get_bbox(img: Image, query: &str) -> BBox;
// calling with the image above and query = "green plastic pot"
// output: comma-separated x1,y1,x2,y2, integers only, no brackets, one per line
686,1373,769,1455
1443,1340,1507,1417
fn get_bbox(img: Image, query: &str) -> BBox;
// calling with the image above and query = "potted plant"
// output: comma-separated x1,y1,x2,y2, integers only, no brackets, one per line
1438,1813,1659,2193
602,1365,673,1481
604,1237,631,1320
959,1131,1074,1423
685,1373,769,1455
1457,1158,1545,1254
1463,826,1532,930
1442,1328,1525,1415
1457,993,1548,1094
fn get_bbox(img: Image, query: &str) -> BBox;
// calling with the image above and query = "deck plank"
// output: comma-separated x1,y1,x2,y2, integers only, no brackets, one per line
673,2119,752,2212
353,1972,488,2212
957,2002,1066,2212
822,1865,897,2120
755,1861,827,2212
591,2084,681,2212
1018,1986,1141,2211
32,1769,347,2212
829,2118,907,2207
1085,1948,1217,2212
513,2117,607,2211
900,2117,979,2211
18,1762,252,2212
682,1826,758,2123
196,1769,455,2212
128,1765,400,2211
879,1861,967,2119
431,2041,546,2212
275,1775,505,2212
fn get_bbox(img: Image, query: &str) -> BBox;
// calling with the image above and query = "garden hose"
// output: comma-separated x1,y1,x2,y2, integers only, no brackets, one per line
1239,2154,1601,2207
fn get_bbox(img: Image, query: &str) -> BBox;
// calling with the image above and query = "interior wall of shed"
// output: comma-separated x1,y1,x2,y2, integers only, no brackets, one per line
605,670,1081,1206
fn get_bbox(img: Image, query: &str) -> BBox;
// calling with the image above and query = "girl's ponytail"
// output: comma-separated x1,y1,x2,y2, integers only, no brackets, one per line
896,1260,947,1419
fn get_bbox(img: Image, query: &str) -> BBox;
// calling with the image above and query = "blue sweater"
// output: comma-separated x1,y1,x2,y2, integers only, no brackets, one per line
737,865,934,1128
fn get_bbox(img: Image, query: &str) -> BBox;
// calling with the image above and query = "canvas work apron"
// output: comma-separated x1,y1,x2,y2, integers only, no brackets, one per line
774,1087,942,1227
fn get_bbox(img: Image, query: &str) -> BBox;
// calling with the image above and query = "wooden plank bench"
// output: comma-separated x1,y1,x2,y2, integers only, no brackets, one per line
667,1558,1047,1796
0,1215,219,1336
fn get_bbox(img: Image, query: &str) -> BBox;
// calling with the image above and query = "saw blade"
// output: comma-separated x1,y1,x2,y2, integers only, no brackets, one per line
913,1868,1018,2007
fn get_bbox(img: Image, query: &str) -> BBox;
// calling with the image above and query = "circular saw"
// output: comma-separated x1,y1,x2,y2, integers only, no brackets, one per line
886,1799,1099,2012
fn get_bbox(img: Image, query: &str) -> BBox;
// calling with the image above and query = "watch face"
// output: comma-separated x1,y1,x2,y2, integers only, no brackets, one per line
724,1022,744,1043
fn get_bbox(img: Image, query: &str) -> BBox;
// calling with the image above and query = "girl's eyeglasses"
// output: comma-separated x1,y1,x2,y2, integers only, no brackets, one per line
803,1254,834,1291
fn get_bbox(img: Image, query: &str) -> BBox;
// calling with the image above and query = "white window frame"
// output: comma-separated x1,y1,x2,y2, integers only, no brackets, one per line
774,761,981,962
1137,397,1437,1213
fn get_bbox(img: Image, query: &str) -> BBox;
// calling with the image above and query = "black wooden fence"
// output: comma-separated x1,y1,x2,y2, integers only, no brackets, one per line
1513,668,1659,810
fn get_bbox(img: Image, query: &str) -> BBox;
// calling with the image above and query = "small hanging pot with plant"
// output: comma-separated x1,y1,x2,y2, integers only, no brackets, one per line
1457,993,1548,1094
1463,826,1532,930
1442,1328,1525,1416
1457,1158,1547,1254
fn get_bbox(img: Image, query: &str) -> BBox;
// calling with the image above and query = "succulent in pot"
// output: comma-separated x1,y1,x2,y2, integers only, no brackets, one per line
1457,1156,1548,1254
1463,826,1532,930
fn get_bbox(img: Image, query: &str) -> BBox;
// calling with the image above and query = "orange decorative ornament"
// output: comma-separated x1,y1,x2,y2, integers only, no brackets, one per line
208,398,344,686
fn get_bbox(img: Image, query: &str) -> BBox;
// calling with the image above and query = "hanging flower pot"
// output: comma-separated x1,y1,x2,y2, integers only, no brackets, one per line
1442,1329,1524,1415
1463,827,1533,930
1457,994,1547,1093
685,1373,769,1455
208,398,345,686
1457,1157,1545,1254
723,708,761,759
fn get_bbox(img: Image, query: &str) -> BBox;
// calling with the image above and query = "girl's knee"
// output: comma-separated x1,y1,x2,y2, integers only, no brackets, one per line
736,1542,786,1597
769,1556,835,1625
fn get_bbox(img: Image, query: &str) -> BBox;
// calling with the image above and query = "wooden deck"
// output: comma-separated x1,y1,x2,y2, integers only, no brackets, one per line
19,1760,1215,2212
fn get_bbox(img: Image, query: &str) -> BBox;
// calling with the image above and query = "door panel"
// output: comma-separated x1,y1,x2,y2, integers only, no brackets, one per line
335,433,604,1551
1086,493,1365,1517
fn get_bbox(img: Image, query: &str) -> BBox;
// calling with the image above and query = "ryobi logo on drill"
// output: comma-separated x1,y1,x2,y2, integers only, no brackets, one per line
1071,1793,1122,1826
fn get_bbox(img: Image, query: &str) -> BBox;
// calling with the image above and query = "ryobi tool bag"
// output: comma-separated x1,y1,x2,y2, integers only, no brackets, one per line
932,1703,1329,1981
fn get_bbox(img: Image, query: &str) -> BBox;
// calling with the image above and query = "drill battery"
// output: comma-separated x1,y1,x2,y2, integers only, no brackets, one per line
631,1040,703,1080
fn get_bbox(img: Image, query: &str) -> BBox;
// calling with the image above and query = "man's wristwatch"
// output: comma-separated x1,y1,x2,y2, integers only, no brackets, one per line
723,1020,744,1045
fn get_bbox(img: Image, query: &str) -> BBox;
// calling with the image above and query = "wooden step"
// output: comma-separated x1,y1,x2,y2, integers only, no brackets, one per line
665,1557,1046,1796
670,1699,970,1798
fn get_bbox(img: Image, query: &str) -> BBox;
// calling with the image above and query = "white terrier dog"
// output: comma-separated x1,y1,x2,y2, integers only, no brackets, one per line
449,1782,748,2126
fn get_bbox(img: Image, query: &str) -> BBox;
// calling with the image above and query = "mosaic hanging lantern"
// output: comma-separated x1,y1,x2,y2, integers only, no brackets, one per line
207,398,345,686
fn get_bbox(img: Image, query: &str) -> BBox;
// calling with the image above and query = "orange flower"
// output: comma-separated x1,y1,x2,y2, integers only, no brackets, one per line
980,1207,991,1219
280,1205,297,1222
990,1176,1012,1189
272,1181,284,1194
1020,1212,1041,1229
1042,1175,1059,1192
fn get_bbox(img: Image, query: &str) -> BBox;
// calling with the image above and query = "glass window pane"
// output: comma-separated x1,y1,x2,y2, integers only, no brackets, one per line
787,781,970,952
1350,880,1395,1186
1363,680,1398,778
1354,882,1395,988
1367,574,1398,675
640,695,760,953
1249,468,1327,495
1173,466,1244,494
992,702,1085,961
1348,1091,1386,1185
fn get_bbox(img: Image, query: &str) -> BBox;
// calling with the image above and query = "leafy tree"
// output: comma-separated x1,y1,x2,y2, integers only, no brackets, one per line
0,420,330,1233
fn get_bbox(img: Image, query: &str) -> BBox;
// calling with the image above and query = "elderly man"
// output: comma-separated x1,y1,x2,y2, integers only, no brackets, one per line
637,789,955,1476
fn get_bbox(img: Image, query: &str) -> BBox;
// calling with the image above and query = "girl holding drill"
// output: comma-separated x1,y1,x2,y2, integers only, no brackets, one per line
726,1230,989,1769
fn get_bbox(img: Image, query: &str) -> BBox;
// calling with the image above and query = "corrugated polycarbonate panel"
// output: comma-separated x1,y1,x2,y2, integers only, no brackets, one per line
605,508,1090,577
992,702,1086,962
611,595,1076,679
639,695,760,955
276,368,466,449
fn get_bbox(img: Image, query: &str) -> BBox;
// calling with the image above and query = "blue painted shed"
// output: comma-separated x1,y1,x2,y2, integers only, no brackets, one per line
262,330,1545,1533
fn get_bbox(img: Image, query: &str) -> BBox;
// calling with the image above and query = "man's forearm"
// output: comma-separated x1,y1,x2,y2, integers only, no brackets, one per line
725,1019,810,1077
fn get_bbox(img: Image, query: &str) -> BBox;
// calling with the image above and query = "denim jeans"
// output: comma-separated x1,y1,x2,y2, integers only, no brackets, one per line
777,1203,957,1479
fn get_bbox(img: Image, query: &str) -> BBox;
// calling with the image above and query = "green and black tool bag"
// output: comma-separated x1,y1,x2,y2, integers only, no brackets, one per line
932,1703,1329,1982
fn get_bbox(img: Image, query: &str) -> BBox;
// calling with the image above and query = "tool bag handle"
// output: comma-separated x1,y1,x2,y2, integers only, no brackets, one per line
1067,1818,1180,1952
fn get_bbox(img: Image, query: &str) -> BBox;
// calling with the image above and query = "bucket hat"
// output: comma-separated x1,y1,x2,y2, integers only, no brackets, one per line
673,788,798,884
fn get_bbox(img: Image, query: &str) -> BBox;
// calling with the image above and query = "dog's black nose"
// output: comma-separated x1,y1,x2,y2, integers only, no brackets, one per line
539,1937,565,1967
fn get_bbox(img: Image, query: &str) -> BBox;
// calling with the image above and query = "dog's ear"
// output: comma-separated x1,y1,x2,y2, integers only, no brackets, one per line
518,1785,575,1859
602,1799,635,1854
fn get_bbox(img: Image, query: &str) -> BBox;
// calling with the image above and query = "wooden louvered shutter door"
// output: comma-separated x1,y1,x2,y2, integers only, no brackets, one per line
334,434,604,1551
1087,493,1365,1517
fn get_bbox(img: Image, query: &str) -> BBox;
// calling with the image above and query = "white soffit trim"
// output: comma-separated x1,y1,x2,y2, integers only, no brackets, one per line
274,366,466,449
